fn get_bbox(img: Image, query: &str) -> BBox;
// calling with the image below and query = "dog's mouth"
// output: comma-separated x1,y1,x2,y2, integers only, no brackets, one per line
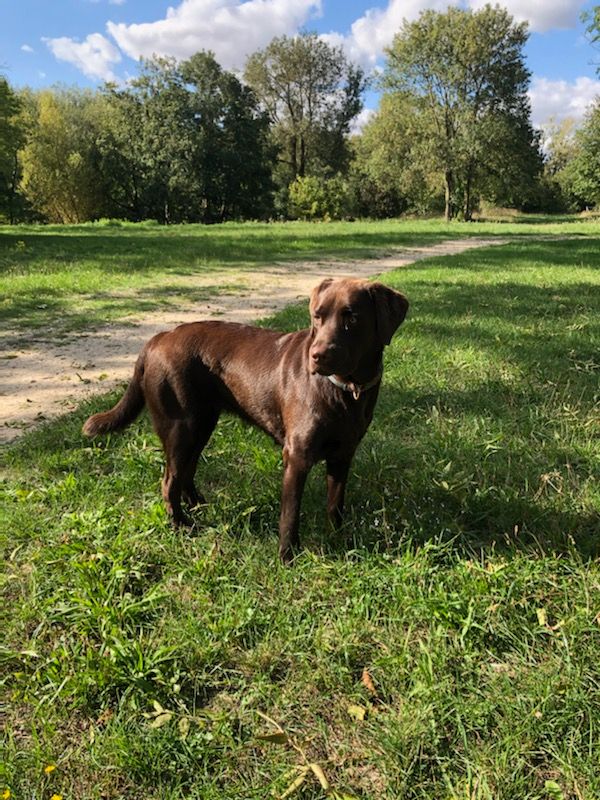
310,358,352,377
311,363,333,376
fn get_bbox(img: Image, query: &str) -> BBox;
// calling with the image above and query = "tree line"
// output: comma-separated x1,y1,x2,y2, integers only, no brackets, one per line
1,4,599,225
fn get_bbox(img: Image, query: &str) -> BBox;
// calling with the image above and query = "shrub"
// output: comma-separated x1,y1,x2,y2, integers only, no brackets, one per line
288,174,352,220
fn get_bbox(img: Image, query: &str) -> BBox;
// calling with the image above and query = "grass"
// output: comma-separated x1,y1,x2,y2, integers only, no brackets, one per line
1,215,599,336
2,221,600,799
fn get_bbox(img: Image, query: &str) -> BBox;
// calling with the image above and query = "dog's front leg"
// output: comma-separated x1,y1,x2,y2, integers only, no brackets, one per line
278,446,311,564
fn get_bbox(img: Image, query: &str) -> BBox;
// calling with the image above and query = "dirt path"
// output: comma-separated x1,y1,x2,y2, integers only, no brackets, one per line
1,237,508,443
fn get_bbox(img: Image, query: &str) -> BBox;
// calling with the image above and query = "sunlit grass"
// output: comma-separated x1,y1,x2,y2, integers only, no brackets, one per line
1,215,599,333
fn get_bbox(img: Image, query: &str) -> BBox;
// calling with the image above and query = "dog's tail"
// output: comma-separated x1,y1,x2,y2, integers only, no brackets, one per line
83,351,146,437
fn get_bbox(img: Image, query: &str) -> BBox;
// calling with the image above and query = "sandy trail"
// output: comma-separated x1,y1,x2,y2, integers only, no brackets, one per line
1,237,508,443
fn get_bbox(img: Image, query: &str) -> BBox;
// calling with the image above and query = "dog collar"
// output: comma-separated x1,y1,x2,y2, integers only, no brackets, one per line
326,363,383,400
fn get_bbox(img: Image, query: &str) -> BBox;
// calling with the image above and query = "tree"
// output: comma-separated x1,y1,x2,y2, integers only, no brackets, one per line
382,4,541,220
19,88,105,223
0,77,24,222
94,84,149,220
582,6,600,69
97,53,274,223
244,32,366,207
351,92,444,216
543,117,578,177
559,101,600,209
181,52,274,222
288,173,351,220
102,57,199,223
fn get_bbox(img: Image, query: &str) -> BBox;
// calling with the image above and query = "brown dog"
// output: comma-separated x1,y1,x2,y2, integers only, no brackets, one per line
83,278,408,562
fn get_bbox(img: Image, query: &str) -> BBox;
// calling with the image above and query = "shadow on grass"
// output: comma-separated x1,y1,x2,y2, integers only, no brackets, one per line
0,223,457,332
0,283,227,334
5,221,590,280
0,226,456,277
1,228,596,334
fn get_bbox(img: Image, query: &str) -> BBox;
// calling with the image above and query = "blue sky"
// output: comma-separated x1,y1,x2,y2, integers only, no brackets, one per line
3,0,600,126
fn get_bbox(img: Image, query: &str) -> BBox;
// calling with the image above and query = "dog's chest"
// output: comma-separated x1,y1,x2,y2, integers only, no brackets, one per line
307,393,376,461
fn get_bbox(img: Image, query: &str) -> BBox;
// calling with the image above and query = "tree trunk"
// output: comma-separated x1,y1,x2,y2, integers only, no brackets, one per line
290,135,298,178
299,135,306,178
463,164,474,221
444,170,455,221
8,151,18,224
463,181,472,221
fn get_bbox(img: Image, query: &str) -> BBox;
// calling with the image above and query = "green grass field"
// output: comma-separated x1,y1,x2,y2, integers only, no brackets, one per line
2,219,600,799
1,216,598,335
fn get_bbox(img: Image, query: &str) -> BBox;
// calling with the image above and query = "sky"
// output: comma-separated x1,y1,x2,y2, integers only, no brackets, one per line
3,0,600,128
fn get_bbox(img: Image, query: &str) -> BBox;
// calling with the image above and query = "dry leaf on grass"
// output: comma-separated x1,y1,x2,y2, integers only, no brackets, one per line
361,668,377,697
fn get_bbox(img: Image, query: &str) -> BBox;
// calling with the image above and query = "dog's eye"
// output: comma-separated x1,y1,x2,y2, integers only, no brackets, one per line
344,314,358,331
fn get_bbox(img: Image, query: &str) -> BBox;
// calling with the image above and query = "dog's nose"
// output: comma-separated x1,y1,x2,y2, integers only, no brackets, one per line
311,343,333,367
310,344,336,375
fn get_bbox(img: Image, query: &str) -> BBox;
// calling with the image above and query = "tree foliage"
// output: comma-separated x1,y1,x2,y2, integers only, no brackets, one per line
288,173,351,220
98,53,274,223
352,93,444,216
19,88,105,223
559,101,600,209
0,77,25,222
182,52,275,222
582,6,600,68
244,32,366,206
17,54,274,224
2,22,593,225
380,4,541,220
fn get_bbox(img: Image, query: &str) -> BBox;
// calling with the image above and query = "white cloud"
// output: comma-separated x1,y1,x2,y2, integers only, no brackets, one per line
42,0,595,93
350,107,376,135
325,0,587,71
106,0,321,71
467,0,583,33
44,32,122,82
323,0,448,69
108,0,126,5
529,76,600,126
21,44,35,53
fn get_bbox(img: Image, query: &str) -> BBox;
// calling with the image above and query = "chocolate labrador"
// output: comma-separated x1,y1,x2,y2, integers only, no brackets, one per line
83,278,408,562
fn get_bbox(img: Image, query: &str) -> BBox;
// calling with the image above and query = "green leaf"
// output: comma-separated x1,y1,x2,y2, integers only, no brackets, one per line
347,703,367,721
544,780,565,799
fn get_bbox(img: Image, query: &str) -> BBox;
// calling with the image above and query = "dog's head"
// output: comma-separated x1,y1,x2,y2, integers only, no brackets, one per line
308,278,409,377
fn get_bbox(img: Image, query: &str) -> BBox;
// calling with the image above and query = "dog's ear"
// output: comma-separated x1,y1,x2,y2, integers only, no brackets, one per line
309,278,334,324
369,283,409,346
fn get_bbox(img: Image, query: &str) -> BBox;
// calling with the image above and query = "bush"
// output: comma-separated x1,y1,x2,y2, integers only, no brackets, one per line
288,174,352,220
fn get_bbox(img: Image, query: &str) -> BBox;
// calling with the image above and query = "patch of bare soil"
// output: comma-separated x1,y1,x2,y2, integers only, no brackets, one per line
0,238,508,443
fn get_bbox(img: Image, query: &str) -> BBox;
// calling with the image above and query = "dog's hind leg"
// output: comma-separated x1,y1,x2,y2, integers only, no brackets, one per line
325,456,352,529
158,408,220,526
180,407,220,508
